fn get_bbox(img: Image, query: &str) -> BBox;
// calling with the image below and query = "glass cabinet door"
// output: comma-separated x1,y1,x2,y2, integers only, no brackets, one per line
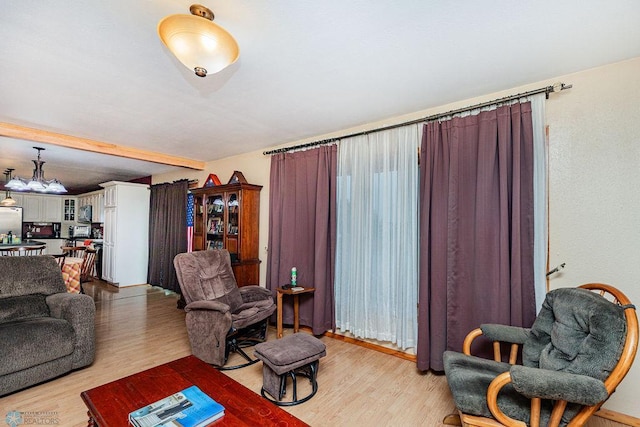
64,199,76,221
206,194,225,250
191,194,204,251
225,192,239,261
193,195,204,234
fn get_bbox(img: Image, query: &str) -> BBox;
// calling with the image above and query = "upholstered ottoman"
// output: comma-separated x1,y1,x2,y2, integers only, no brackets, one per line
254,333,326,406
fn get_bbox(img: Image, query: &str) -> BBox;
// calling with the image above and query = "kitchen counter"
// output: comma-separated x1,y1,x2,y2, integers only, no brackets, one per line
23,236,63,240
0,240,47,248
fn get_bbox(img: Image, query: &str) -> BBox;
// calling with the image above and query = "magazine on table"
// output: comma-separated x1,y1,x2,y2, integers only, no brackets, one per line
129,385,224,427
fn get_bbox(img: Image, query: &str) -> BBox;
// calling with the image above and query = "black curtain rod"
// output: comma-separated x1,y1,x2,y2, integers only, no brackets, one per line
263,82,572,155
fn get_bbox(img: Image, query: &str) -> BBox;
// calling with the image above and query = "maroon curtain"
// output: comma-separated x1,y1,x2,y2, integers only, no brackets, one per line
266,146,337,335
417,102,537,371
148,180,188,293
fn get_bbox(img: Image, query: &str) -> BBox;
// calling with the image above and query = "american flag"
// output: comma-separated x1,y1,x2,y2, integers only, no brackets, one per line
186,193,194,252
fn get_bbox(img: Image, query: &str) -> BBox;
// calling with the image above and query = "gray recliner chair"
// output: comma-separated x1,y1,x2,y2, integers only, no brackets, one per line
0,256,95,396
443,284,638,426
174,249,276,369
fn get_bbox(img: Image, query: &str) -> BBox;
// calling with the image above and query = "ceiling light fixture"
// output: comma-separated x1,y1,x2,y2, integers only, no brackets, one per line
5,147,67,194
1,169,17,206
157,4,240,77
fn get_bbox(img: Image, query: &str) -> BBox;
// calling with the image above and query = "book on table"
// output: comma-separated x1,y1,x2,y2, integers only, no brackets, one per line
128,385,224,427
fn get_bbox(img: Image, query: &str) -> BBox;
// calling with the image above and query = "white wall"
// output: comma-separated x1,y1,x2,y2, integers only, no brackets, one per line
545,57,640,416
154,56,640,417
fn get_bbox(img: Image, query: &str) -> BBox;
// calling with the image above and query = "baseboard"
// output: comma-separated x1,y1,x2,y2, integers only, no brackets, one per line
596,408,640,427
322,330,417,362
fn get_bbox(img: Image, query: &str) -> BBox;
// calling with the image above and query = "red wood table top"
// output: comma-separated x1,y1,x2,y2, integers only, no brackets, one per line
81,355,309,426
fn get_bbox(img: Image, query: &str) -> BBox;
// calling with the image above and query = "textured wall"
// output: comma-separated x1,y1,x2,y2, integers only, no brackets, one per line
545,57,640,416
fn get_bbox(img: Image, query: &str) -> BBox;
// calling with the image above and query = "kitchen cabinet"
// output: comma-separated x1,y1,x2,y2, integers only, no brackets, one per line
22,196,40,222
95,191,105,222
22,194,62,222
191,182,262,286
99,181,149,287
42,197,62,222
77,190,105,223
63,198,77,221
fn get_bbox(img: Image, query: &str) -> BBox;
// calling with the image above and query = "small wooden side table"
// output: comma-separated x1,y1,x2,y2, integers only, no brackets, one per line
276,286,315,338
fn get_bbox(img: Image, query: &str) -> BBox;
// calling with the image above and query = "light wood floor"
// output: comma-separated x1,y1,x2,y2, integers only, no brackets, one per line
0,280,628,426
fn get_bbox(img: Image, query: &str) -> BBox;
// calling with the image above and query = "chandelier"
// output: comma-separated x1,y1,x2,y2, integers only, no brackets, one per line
157,4,239,77
1,169,17,206
5,147,67,193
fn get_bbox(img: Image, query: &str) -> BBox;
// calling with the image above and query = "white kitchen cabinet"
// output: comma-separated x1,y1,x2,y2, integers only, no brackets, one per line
90,191,105,222
102,207,116,282
21,194,62,222
22,195,41,221
77,190,105,223
104,185,117,207
99,181,149,287
63,198,77,221
42,196,62,222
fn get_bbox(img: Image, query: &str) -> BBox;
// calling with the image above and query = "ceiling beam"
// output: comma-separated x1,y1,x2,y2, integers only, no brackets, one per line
0,122,205,170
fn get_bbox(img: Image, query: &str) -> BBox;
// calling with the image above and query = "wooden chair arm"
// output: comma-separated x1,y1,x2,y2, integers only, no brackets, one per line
486,372,527,427
462,328,522,363
488,371,574,427
462,328,483,356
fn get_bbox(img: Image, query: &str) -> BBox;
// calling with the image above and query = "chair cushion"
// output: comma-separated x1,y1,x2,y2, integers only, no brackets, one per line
231,299,276,329
0,317,75,376
523,287,627,381
0,295,50,324
444,350,564,425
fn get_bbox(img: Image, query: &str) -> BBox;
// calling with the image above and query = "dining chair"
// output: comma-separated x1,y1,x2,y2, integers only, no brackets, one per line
52,253,66,269
0,246,45,256
80,248,97,282
61,246,86,258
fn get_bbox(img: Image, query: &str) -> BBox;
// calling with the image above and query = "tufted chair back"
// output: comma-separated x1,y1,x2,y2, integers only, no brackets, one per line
443,284,638,427
523,287,627,378
174,249,243,313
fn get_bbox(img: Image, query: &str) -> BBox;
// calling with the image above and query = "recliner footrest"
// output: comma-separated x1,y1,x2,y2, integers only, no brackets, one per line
254,333,326,406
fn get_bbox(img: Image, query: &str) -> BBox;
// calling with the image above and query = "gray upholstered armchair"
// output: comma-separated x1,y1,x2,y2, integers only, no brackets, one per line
0,256,95,396
174,249,276,369
443,284,638,427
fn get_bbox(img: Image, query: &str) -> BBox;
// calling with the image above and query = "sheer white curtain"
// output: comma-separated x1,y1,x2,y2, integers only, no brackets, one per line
530,94,547,312
334,125,419,349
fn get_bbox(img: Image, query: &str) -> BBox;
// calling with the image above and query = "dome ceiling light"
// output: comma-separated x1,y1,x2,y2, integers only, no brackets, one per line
158,4,240,77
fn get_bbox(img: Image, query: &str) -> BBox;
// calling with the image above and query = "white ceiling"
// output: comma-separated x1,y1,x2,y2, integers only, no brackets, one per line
2,1,640,193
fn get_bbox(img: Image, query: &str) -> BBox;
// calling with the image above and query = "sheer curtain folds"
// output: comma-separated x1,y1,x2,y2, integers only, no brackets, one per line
266,146,337,335
417,102,537,371
335,125,420,349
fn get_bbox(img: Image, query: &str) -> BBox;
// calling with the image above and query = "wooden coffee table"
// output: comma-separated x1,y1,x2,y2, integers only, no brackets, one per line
81,355,309,426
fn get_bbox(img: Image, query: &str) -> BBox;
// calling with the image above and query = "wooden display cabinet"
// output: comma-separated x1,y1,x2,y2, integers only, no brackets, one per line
191,182,262,286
